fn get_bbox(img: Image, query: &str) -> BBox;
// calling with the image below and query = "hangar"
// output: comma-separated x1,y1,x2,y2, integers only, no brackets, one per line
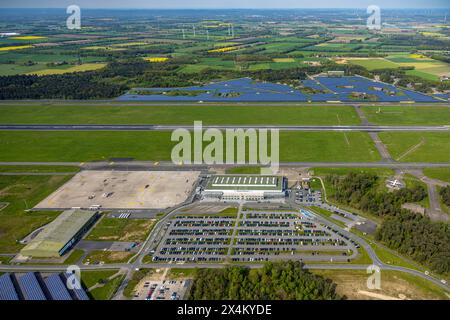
203,174,286,201
20,209,98,258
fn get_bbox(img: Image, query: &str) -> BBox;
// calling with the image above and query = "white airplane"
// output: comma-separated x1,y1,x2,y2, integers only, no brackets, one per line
387,179,403,188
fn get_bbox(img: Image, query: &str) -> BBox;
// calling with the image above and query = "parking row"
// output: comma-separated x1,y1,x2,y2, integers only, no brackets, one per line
244,213,299,219
235,237,348,246
164,237,231,246
169,229,233,236
173,220,235,227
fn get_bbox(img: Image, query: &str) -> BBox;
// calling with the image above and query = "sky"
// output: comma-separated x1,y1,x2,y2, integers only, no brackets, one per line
0,0,448,9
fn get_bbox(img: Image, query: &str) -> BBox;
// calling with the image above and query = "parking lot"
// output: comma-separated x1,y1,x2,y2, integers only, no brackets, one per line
133,270,191,301
151,208,358,263
293,188,323,205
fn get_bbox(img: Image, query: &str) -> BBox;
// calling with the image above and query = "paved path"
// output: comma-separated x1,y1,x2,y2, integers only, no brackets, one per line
353,105,370,126
369,132,393,162
405,169,450,222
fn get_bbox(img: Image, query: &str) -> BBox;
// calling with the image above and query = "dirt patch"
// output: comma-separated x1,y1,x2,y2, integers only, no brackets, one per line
315,270,448,300
121,220,155,242
84,250,134,264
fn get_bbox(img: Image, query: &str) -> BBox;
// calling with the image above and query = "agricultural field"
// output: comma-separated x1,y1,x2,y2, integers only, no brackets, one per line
346,54,450,81
27,63,107,76
345,58,400,70
0,9,448,100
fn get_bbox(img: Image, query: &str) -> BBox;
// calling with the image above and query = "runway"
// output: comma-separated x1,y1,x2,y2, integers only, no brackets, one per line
1,124,450,132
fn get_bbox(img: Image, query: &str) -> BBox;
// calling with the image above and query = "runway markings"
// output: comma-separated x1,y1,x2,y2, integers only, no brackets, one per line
396,138,426,161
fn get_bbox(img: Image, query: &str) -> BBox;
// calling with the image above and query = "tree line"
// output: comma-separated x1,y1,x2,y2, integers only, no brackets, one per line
376,211,450,274
189,261,340,300
325,173,449,273
440,186,450,207
326,173,427,216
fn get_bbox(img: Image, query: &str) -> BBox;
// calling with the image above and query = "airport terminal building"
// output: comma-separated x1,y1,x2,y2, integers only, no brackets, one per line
203,174,286,201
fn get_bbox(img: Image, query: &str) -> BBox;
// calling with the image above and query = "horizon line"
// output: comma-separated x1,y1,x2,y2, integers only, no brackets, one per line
1,7,449,10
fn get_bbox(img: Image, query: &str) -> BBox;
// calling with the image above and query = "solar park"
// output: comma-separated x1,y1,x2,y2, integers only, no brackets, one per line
0,272,89,300
118,76,443,103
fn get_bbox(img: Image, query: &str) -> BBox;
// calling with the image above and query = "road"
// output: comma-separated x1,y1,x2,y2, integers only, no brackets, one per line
0,100,449,107
1,197,448,294
405,169,450,222
1,262,448,292
0,160,449,295
1,124,450,132
1,161,450,170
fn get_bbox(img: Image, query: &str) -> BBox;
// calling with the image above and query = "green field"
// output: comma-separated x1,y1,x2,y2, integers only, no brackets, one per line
86,217,155,242
347,54,450,81
348,58,400,70
0,175,72,253
63,249,85,264
361,106,450,126
379,132,450,162
89,274,126,300
81,270,119,289
27,63,107,76
225,166,261,174
0,165,80,173
405,69,440,81
423,168,450,183
83,251,134,264
81,270,124,300
0,131,381,162
312,167,395,177
0,104,360,125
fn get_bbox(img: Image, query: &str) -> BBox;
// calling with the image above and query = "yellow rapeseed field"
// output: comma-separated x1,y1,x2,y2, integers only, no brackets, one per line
0,45,33,52
144,57,169,62
208,46,238,53
9,36,47,40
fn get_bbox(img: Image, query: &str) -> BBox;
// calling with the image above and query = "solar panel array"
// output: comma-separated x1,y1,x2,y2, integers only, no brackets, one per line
44,274,73,300
63,273,90,300
0,273,19,300
117,77,441,103
17,272,47,300
0,272,90,300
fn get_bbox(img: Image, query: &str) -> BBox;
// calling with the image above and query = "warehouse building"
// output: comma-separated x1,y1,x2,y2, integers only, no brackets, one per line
203,174,286,201
20,209,98,258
